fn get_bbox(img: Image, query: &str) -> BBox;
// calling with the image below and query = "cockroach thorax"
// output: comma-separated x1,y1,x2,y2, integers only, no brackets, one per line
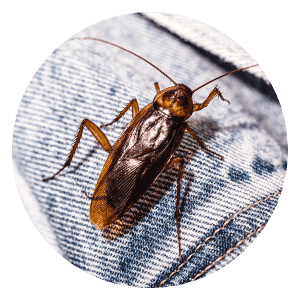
153,84,193,121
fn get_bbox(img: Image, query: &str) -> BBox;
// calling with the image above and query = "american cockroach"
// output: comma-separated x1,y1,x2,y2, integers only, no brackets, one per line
43,37,258,262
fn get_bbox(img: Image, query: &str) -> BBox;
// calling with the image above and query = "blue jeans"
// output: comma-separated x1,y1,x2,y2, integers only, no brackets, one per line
12,13,287,287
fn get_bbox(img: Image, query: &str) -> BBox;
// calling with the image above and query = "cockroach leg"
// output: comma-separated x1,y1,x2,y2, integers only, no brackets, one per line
154,82,160,93
193,86,230,112
99,98,139,128
164,156,185,262
84,188,107,201
186,124,224,160
43,119,111,181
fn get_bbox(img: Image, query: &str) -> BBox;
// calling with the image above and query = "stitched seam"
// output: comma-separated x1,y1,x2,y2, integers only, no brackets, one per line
189,224,265,281
159,191,281,287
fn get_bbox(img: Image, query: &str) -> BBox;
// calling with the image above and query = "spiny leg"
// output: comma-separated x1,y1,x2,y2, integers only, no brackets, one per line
154,82,160,93
43,119,111,181
163,156,185,262
186,124,223,160
100,98,139,128
193,86,230,112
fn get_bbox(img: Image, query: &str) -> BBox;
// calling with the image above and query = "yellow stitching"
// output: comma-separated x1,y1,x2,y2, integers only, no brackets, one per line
159,191,281,287
189,224,265,281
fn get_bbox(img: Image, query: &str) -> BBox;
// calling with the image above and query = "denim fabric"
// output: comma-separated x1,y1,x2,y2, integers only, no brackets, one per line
13,13,287,287
143,12,268,82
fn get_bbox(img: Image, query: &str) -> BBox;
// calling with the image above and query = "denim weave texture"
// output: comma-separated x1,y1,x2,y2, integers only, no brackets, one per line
13,14,287,287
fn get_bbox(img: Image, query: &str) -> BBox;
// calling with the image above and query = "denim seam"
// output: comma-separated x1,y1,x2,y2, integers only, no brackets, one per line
159,191,281,287
189,224,266,282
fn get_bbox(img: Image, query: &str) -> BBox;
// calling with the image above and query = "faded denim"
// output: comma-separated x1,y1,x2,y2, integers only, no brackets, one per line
13,14,287,287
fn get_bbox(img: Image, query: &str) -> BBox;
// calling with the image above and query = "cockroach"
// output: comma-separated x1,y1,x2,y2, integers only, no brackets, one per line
43,37,258,262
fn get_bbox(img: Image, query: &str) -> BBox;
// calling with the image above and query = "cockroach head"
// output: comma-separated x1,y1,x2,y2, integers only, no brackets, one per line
153,84,193,121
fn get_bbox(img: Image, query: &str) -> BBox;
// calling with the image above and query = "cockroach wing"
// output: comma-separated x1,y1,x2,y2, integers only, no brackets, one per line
89,104,186,229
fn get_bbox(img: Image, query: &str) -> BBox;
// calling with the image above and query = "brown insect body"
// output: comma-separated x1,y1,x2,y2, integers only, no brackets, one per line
89,84,192,229
43,37,258,262
154,84,193,120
